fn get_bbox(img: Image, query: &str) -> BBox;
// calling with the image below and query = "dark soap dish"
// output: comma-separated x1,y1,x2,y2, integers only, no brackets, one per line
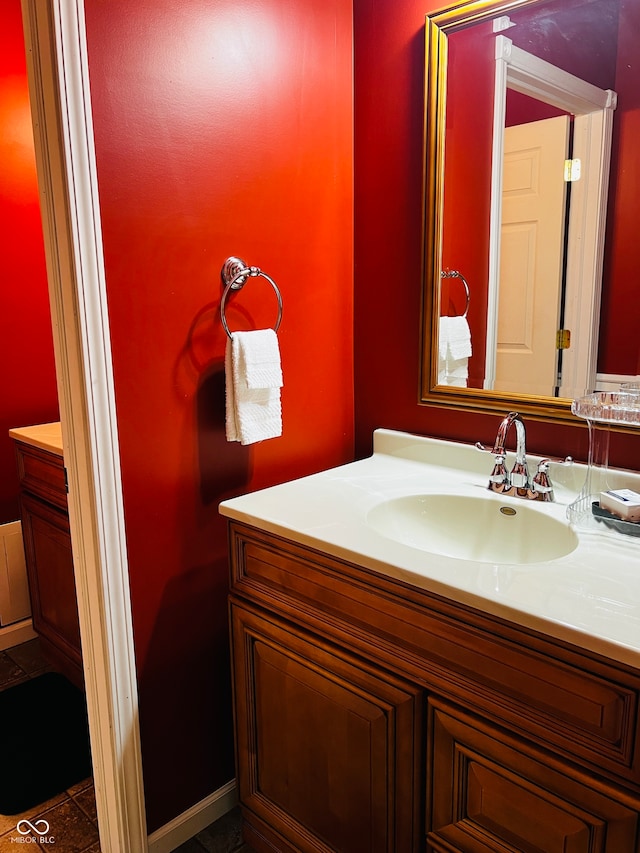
592,502,640,537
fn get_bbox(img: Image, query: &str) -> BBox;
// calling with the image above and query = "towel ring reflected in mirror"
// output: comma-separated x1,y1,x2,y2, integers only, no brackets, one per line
440,269,470,319
220,256,283,339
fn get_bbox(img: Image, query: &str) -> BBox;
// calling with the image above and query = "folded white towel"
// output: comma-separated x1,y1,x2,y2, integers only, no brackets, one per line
444,357,468,375
438,322,449,362
237,329,283,390
443,315,472,360
225,329,283,445
439,361,469,385
438,353,446,385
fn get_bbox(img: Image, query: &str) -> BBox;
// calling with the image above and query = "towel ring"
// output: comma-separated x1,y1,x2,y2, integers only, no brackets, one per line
220,256,283,339
440,269,470,319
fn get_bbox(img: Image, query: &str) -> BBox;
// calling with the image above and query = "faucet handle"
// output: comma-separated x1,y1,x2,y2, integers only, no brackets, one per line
488,453,509,487
552,455,573,466
531,459,554,501
530,455,572,500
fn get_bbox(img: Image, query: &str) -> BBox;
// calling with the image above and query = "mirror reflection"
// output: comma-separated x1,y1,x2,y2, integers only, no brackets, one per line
422,0,639,423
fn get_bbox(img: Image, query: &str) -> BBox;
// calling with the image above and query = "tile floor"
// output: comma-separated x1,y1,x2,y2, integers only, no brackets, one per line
0,639,253,853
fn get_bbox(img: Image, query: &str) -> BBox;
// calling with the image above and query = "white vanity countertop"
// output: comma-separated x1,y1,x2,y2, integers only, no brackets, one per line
219,429,640,669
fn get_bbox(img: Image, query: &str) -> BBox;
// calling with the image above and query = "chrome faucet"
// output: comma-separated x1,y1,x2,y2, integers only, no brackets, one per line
485,412,556,502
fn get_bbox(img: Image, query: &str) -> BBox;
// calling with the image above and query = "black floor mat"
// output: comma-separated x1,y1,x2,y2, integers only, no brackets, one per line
0,672,92,815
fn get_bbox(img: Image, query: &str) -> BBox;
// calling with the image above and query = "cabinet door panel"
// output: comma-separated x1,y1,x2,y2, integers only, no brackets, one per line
231,601,423,853
20,493,82,683
428,699,638,853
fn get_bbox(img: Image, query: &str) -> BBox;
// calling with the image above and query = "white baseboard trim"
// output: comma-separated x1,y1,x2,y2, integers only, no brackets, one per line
0,619,37,651
147,780,237,853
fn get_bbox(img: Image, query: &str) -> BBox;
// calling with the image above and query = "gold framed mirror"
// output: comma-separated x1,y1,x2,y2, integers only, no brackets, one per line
420,0,628,426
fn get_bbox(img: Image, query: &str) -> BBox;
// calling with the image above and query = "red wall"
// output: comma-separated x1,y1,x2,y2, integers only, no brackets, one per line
0,0,58,524
83,0,353,831
353,0,639,469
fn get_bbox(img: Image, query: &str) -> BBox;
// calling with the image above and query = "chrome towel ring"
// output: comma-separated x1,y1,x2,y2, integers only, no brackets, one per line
220,256,283,339
440,269,470,318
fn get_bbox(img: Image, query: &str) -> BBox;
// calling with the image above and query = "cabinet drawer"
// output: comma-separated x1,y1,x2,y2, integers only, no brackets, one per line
427,697,639,853
229,523,640,790
14,442,66,509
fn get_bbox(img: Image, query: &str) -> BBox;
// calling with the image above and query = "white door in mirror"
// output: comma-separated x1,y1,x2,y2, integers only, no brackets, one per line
495,116,569,395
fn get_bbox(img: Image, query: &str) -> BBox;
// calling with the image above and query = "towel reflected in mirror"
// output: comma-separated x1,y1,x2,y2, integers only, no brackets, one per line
438,316,472,387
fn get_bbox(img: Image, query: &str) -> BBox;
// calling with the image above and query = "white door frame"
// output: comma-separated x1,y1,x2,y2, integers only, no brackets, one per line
20,1,148,850
485,32,616,394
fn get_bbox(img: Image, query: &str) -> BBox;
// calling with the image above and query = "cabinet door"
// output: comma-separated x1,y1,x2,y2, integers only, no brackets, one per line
20,493,82,685
428,698,639,853
231,601,424,853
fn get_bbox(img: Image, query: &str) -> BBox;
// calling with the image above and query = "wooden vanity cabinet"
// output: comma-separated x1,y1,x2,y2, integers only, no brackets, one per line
228,522,640,853
13,437,83,688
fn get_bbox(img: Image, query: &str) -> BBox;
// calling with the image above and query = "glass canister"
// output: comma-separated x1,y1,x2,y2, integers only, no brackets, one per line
567,391,640,531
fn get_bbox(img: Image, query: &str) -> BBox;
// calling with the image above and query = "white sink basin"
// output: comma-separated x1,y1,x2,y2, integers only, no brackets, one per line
367,493,579,564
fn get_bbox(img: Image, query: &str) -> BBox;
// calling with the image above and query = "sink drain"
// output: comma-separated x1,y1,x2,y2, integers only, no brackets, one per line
500,506,517,516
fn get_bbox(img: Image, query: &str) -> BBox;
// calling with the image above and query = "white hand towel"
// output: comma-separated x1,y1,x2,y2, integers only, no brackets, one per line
438,316,472,388
446,315,472,360
237,328,283,390
438,317,449,362
443,358,469,385
438,355,447,385
225,329,283,445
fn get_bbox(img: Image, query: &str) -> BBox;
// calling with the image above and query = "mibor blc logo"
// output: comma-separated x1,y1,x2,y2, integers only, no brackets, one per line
12,819,55,844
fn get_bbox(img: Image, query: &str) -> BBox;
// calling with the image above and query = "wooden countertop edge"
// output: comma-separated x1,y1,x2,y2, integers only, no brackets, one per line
9,422,63,457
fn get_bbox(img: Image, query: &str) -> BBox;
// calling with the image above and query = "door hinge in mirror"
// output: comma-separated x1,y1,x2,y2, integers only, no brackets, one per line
556,329,571,349
564,159,581,182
